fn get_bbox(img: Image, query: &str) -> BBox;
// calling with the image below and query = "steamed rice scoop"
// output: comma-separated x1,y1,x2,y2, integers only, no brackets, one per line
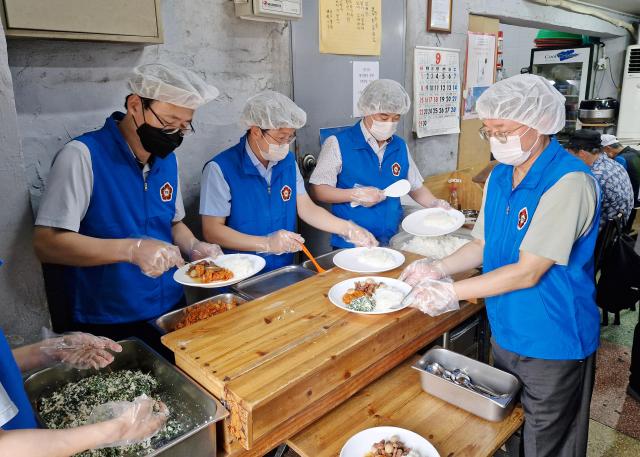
357,248,396,269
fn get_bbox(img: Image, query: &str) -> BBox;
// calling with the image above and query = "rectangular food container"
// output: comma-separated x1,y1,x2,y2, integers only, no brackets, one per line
301,249,343,272
231,265,315,299
24,338,228,456
412,347,520,422
153,292,247,335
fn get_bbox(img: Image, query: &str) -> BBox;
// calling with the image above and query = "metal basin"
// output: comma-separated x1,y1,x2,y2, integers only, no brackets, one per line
24,338,227,456
231,265,316,300
301,249,344,271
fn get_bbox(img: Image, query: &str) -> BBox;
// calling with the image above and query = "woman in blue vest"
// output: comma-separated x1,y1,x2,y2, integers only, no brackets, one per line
0,325,166,455
400,75,600,457
32,64,223,349
200,91,377,272
310,79,450,248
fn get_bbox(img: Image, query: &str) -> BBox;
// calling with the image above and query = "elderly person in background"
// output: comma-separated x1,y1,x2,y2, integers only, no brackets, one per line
200,90,377,272
310,79,448,249
568,129,633,227
400,74,601,457
601,134,640,205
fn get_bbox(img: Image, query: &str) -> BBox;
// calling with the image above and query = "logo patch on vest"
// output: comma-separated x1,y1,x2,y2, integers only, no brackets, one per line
280,185,292,202
160,182,173,202
517,207,529,230
392,162,401,176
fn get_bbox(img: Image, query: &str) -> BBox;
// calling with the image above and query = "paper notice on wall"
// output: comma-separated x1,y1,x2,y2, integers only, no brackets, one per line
413,47,461,138
353,61,379,117
463,32,497,120
319,0,381,56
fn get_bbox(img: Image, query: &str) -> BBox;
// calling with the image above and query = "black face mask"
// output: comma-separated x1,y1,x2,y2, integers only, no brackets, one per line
136,123,183,159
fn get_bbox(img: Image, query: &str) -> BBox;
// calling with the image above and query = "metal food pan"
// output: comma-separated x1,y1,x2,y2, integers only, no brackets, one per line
24,338,227,456
412,347,520,422
301,249,344,272
231,265,316,299
153,293,247,335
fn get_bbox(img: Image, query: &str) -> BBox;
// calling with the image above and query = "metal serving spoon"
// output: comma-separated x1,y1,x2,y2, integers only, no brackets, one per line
425,362,509,399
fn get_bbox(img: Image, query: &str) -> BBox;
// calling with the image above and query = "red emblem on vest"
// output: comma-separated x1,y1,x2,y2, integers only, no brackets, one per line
280,185,292,202
517,207,528,230
160,182,173,202
392,162,401,177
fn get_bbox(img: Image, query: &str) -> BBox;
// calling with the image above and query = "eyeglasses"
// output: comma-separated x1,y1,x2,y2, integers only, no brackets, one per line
264,130,296,145
146,106,195,137
478,125,526,144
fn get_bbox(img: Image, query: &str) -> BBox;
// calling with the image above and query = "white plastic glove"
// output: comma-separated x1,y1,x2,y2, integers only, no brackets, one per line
341,221,378,248
350,184,386,208
399,258,447,286
123,238,185,278
426,199,452,210
40,330,122,370
188,239,223,261
88,394,169,449
258,230,304,254
402,277,460,317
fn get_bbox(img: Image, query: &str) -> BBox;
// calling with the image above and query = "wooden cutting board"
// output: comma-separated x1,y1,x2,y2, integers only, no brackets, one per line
162,252,482,455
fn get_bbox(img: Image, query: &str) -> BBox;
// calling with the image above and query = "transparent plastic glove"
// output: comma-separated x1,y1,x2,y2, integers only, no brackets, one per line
350,184,386,208
88,395,169,449
257,230,304,255
399,258,447,286
402,277,459,317
342,221,378,248
122,238,185,278
426,198,452,210
40,329,122,370
189,239,223,261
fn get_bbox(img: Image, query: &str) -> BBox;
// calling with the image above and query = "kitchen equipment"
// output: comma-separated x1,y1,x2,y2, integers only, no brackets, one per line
425,362,508,400
401,208,466,237
153,293,247,335
173,254,265,288
332,247,405,273
328,276,412,315
578,98,618,124
300,243,326,273
24,338,227,457
231,264,315,299
350,179,411,208
340,426,440,457
413,347,520,422
301,248,344,271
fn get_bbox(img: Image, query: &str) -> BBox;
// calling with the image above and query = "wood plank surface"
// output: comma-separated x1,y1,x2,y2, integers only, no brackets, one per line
288,357,524,457
162,253,482,454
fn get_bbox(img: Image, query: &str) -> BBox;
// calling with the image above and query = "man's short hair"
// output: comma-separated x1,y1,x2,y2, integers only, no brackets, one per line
124,94,154,109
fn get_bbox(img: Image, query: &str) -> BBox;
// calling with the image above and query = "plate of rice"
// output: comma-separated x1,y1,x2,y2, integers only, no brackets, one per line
401,208,465,237
333,247,405,273
173,254,265,288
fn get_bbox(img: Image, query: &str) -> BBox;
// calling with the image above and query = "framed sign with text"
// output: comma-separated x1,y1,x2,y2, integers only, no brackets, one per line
427,0,453,33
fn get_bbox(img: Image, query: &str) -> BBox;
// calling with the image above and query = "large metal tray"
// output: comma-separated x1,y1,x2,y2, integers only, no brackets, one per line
301,249,344,272
153,293,247,335
24,339,227,456
231,265,316,299
412,347,520,422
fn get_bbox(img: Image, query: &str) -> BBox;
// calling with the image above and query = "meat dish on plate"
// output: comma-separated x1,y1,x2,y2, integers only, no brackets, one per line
364,435,421,457
342,279,406,312
187,260,234,283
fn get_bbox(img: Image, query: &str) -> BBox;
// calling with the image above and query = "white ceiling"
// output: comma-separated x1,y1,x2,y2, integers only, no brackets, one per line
579,0,640,16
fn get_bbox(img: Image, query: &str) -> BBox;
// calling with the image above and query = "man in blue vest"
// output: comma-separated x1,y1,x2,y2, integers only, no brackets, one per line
400,75,600,457
310,79,449,249
200,91,377,272
33,63,223,346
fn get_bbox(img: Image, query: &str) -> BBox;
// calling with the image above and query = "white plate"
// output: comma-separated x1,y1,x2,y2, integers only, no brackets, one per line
333,247,405,273
173,254,266,288
401,208,465,237
340,426,440,457
328,277,412,315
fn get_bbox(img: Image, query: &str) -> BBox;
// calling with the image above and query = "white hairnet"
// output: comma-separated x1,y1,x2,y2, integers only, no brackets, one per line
600,134,619,147
357,79,410,116
240,90,307,130
476,74,566,134
128,63,219,110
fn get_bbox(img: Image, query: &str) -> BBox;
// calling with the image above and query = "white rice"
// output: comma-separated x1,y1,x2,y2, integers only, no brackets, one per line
372,285,406,310
219,257,253,277
424,210,456,228
400,235,470,259
357,248,396,269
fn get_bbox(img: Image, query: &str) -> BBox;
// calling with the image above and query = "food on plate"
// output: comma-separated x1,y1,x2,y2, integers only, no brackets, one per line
424,210,456,228
399,234,469,259
219,256,254,277
187,259,234,283
342,279,405,312
175,298,240,330
364,435,421,457
372,287,406,311
357,248,396,269
39,370,184,456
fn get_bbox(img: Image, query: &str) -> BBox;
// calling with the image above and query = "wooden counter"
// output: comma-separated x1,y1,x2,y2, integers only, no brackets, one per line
288,356,524,457
162,253,482,456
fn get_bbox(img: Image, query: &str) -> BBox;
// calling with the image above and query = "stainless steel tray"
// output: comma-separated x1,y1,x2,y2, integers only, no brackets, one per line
24,339,227,456
231,265,316,299
301,249,344,272
412,347,520,422
153,293,247,335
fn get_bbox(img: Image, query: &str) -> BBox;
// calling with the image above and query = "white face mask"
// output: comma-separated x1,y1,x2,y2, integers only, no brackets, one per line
489,128,540,166
259,132,290,162
369,120,398,141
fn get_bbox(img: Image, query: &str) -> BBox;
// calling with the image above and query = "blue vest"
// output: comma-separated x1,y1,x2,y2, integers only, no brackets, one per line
209,136,297,272
69,113,184,324
331,122,409,248
483,138,601,360
0,329,37,430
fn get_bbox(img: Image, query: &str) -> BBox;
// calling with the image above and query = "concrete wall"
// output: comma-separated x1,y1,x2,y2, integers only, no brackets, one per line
500,23,539,79
0,20,49,345
403,0,635,179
